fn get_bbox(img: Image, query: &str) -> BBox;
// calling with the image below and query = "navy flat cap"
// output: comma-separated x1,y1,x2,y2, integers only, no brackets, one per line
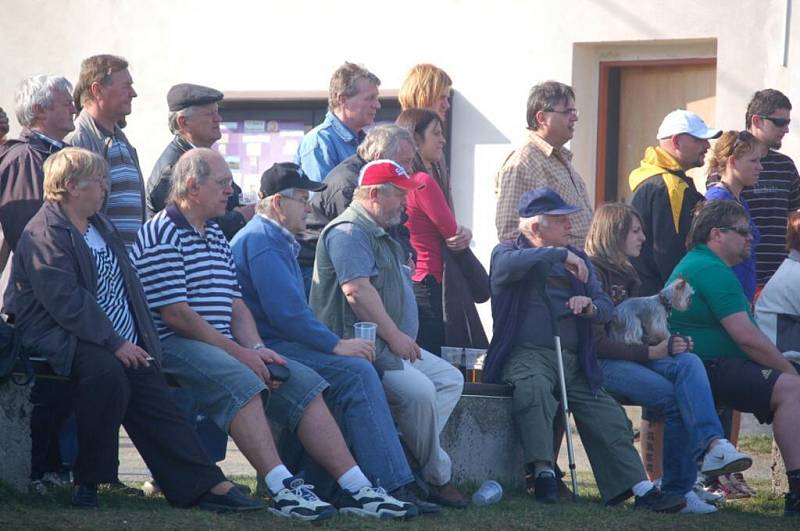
167,83,223,112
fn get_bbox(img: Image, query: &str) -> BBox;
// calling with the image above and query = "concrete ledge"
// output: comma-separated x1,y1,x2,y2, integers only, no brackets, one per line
441,391,524,489
0,380,32,492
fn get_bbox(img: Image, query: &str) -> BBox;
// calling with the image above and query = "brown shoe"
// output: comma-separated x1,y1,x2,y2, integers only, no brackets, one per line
428,482,468,509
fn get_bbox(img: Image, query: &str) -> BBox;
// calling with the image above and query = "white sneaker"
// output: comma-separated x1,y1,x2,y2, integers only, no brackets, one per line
701,439,753,477
693,476,723,504
268,477,337,522
338,485,418,519
681,490,718,514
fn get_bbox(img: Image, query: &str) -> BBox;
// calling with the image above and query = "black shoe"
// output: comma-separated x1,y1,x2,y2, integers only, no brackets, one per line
71,484,99,508
533,473,558,504
101,480,144,496
786,491,800,517
634,487,686,513
391,486,442,515
197,486,265,513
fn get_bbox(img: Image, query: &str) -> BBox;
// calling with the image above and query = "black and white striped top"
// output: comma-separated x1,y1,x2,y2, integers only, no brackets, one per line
131,204,242,339
105,137,144,249
84,224,138,344
740,150,800,286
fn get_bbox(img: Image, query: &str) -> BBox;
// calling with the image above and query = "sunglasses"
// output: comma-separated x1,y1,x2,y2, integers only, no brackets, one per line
757,114,791,128
718,225,752,237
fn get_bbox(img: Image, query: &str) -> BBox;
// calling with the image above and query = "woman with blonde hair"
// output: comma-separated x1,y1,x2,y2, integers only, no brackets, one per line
399,64,454,206
586,202,751,514
705,130,765,302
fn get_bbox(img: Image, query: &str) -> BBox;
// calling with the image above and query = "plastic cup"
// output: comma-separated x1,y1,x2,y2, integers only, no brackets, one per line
472,479,503,506
353,322,377,344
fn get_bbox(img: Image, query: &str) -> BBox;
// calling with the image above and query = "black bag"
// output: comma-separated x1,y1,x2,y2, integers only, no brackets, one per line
0,317,33,386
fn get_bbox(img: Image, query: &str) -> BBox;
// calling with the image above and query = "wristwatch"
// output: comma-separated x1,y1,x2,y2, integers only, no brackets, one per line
251,342,266,350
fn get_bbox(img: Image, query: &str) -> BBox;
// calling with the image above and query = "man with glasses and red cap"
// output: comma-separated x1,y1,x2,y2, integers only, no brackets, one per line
310,160,467,508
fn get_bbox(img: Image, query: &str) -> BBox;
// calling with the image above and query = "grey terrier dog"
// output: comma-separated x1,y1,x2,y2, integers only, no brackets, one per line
609,278,694,346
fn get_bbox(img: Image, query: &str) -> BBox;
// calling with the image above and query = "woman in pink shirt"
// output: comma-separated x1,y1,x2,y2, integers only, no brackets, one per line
396,108,480,355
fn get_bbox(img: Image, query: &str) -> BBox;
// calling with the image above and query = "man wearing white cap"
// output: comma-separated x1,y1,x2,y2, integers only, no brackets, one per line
628,109,722,296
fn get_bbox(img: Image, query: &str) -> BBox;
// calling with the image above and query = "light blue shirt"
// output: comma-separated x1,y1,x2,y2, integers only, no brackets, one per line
294,111,365,182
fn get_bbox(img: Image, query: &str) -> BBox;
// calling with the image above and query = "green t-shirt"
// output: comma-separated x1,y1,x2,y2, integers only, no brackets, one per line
667,244,752,360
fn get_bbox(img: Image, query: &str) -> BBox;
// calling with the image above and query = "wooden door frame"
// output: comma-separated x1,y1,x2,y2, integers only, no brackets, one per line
594,57,717,205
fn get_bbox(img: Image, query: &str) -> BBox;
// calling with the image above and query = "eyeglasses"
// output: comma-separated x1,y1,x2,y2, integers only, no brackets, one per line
544,107,579,118
718,225,752,237
731,130,754,153
757,114,791,128
213,177,233,188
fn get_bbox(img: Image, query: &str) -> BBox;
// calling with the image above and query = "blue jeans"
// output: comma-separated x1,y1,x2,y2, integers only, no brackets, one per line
599,353,723,496
267,338,414,493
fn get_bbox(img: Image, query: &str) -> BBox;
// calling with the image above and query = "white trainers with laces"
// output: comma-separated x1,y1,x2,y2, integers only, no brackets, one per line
681,490,718,514
338,485,418,519
268,477,337,522
701,439,753,477
693,475,723,504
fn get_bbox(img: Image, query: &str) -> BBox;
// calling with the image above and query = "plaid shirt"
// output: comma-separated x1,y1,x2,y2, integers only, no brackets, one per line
494,130,593,248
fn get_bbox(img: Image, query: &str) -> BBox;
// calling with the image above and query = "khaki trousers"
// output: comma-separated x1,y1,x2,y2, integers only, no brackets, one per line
502,344,646,503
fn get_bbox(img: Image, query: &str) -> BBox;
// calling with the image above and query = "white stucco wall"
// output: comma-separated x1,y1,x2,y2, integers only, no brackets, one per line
2,0,797,336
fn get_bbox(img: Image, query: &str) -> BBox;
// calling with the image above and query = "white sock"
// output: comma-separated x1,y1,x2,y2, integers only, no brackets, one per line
337,465,371,493
632,480,654,497
265,465,293,494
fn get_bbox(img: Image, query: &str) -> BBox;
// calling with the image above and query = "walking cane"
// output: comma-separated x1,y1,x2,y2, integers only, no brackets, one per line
532,262,579,501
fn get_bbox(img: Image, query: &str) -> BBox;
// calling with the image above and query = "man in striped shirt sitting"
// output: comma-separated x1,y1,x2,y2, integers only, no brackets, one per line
131,148,415,522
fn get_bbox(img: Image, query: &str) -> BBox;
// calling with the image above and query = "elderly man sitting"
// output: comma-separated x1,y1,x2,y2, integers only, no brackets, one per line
13,147,259,512
229,162,438,514
483,187,684,512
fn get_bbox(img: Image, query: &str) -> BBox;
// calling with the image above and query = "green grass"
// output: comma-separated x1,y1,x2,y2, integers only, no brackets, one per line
0,475,795,530
738,434,774,455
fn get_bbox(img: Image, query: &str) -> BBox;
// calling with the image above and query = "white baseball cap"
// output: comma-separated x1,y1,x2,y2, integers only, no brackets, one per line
656,110,722,140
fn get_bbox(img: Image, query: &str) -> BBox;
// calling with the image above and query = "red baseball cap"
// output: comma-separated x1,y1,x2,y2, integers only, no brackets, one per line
357,160,424,190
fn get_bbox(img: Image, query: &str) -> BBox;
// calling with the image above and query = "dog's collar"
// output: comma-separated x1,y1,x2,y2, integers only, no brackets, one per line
658,291,672,314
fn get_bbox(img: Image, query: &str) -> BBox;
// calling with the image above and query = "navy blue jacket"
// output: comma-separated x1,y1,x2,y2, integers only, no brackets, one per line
483,235,613,392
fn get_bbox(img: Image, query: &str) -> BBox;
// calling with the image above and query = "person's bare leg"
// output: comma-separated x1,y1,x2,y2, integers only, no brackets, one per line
296,394,356,479
771,374,800,469
730,410,742,446
229,396,283,477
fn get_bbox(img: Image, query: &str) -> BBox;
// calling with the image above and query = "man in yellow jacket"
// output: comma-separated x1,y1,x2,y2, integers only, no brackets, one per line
629,110,721,295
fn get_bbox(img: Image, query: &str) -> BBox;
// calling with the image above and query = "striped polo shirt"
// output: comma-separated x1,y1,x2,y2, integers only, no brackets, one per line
131,204,242,339
740,150,800,285
105,135,144,248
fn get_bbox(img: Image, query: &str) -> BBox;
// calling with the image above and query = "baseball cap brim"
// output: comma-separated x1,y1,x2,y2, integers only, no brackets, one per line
542,205,581,216
691,127,723,140
293,179,327,192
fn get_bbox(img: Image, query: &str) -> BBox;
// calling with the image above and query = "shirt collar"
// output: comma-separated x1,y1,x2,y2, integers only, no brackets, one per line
32,130,64,149
527,130,573,161
325,111,365,146
259,214,301,257
166,203,213,233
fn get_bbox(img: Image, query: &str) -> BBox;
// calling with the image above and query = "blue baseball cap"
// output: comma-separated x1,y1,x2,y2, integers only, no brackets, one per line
518,187,580,218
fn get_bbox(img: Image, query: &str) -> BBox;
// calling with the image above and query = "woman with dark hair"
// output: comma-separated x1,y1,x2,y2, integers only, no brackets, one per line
756,210,800,362
586,202,752,514
705,130,765,302
396,108,487,356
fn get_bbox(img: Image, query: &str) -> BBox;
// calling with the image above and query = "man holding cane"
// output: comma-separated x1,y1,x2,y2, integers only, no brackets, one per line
483,187,684,512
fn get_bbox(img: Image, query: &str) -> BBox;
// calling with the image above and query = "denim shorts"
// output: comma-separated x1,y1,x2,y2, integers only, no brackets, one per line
160,335,329,433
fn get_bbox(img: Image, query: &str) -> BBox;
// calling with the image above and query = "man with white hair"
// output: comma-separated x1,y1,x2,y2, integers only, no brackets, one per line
0,75,75,255
0,74,76,494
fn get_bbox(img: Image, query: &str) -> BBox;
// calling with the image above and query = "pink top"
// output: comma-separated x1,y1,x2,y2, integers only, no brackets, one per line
405,172,458,283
